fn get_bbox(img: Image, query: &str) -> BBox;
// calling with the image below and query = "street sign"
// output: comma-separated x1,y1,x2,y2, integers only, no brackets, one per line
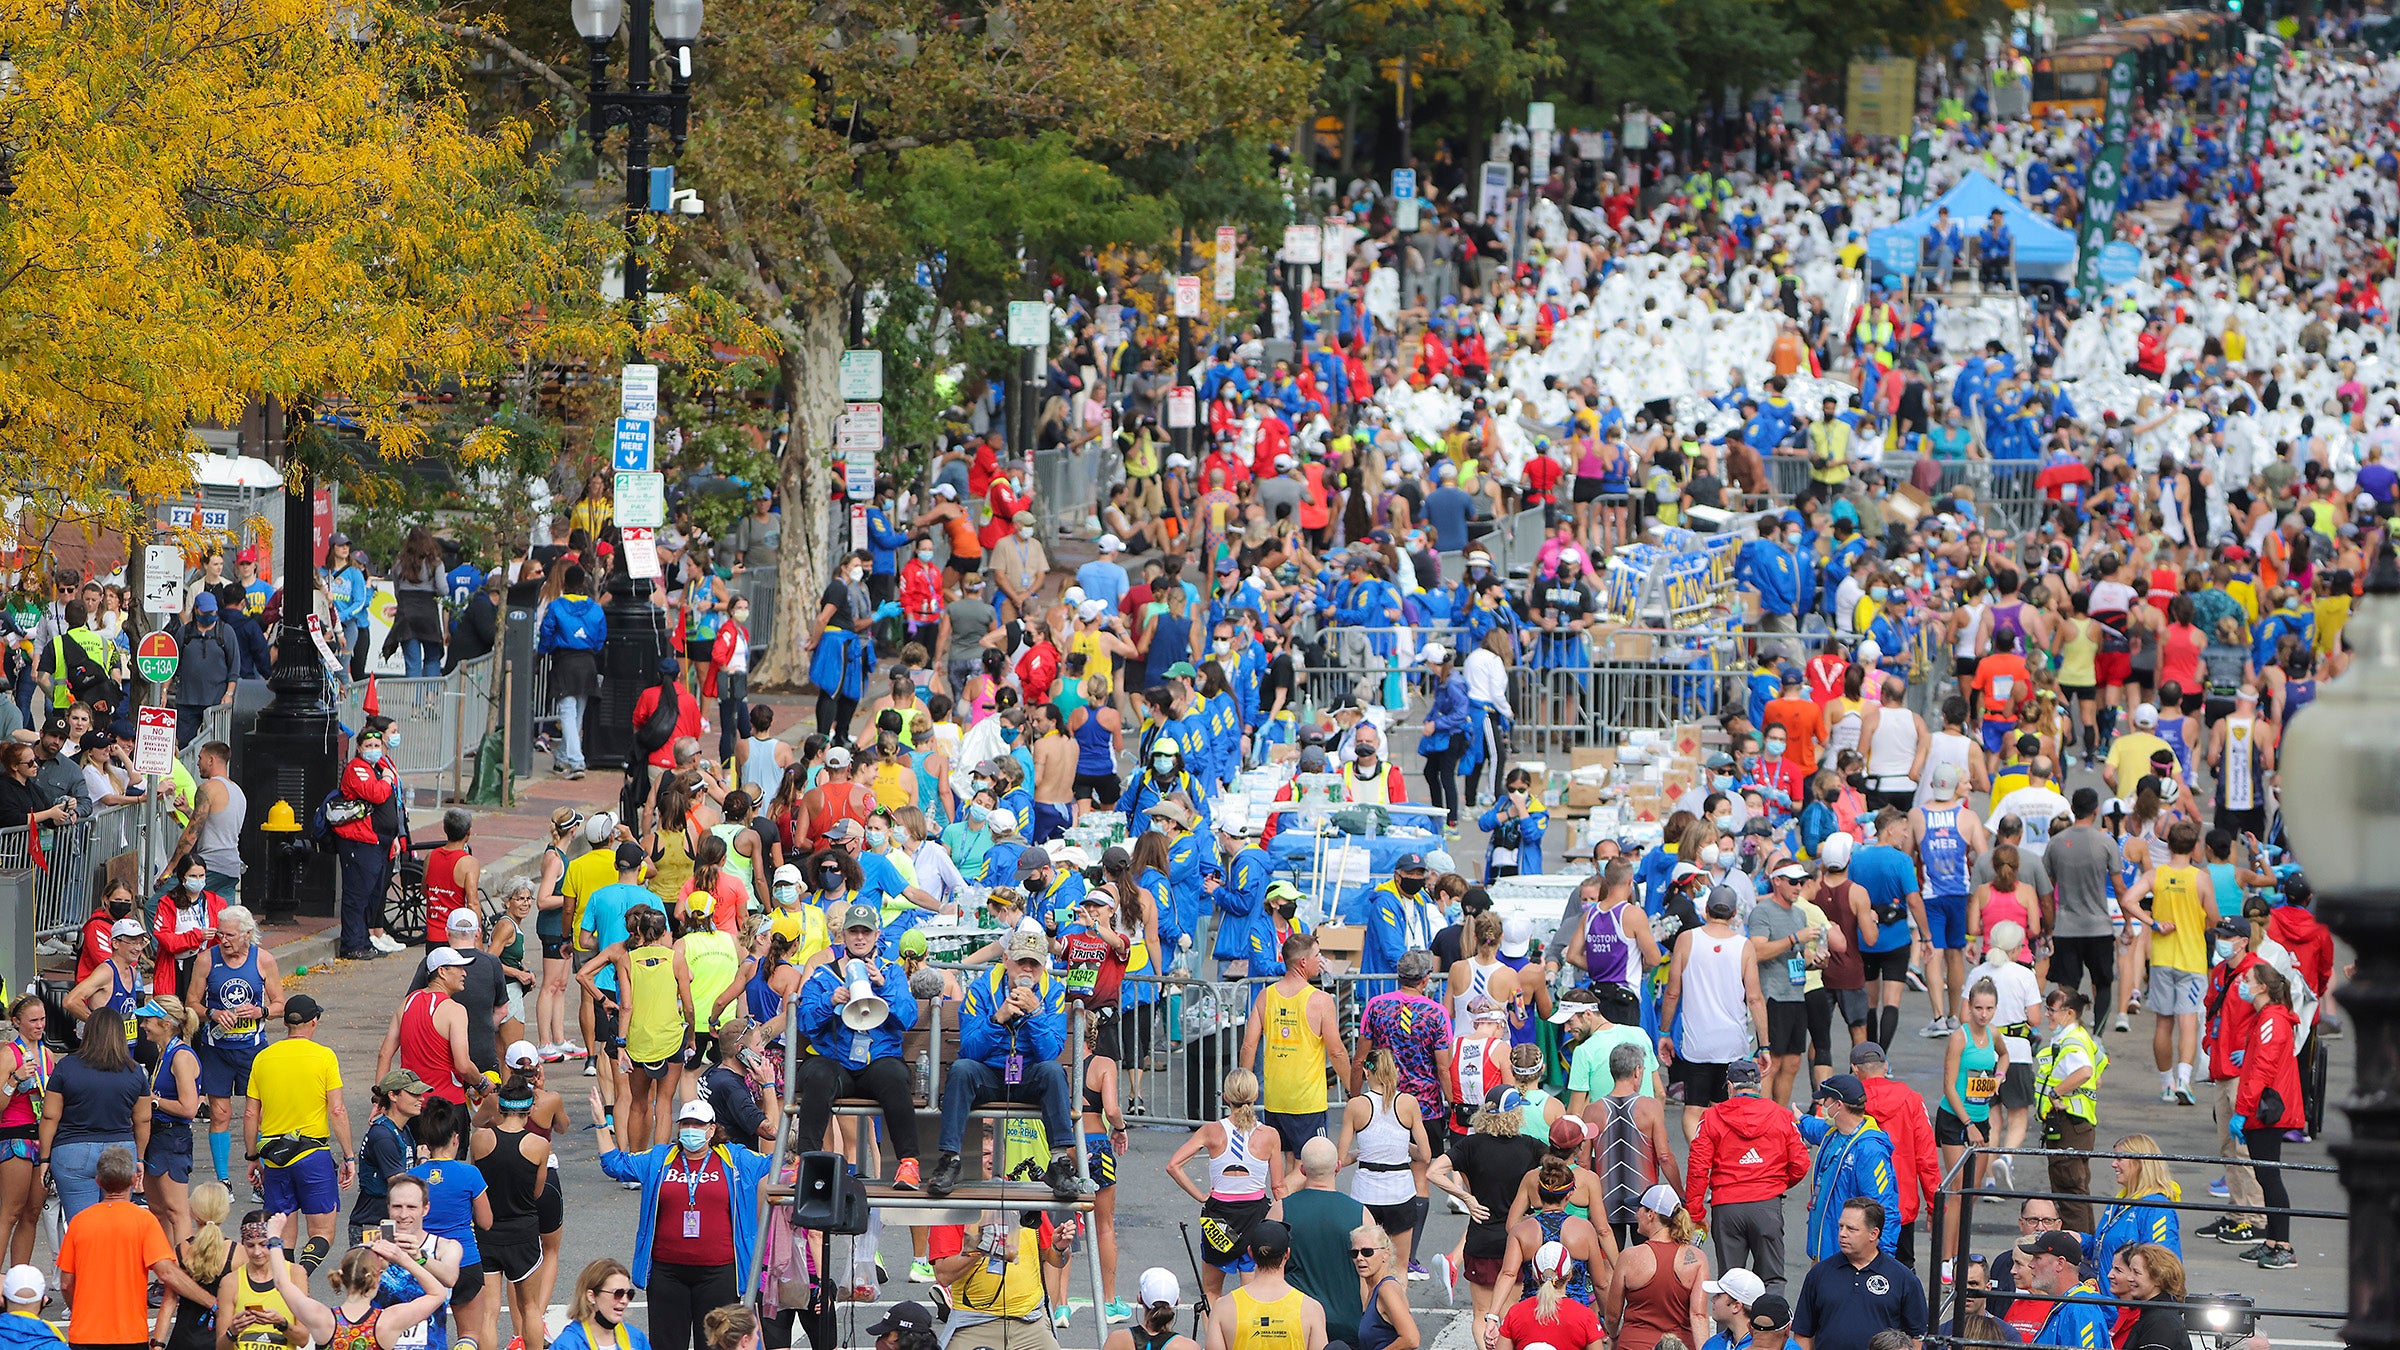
839,349,884,401
1173,275,1202,318
1527,101,1556,131
1395,197,1422,232
613,470,666,528
1478,161,1512,220
2096,240,2143,286
135,632,179,685
836,403,884,451
134,707,176,776
1390,168,1417,200
1165,386,1197,429
1214,225,1238,300
620,364,660,418
845,447,876,501
142,545,185,615
621,526,661,579
613,417,654,472
1007,300,1049,347
1281,225,1322,266
849,503,868,551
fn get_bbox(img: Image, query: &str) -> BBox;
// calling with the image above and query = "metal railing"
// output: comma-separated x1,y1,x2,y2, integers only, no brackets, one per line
337,653,497,805
1032,443,1119,544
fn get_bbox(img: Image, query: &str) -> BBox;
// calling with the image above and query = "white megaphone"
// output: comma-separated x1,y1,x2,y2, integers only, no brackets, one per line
841,960,889,1031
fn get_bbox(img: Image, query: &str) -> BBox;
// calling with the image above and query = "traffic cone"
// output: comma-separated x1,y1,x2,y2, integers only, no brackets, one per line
362,675,380,716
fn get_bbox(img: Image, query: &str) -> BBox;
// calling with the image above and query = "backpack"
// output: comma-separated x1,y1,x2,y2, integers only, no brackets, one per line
52,635,111,706
633,684,680,754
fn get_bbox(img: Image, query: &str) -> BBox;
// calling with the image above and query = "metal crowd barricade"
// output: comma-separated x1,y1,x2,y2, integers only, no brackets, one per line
1032,444,1119,544
13,817,97,939
337,653,497,806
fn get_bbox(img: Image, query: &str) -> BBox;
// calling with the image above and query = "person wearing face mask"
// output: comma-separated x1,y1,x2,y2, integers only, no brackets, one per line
988,511,1049,624
1205,824,1273,978
804,551,877,740
1343,726,1407,808
897,537,947,652
704,594,753,766
1358,855,1444,1001
791,904,923,1188
168,594,240,747
593,1093,776,1350
1478,768,1549,882
1116,736,1211,837
332,727,405,962
1015,845,1087,934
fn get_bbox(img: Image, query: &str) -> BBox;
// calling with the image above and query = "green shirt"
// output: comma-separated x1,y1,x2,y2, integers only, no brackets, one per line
1568,1023,1660,1099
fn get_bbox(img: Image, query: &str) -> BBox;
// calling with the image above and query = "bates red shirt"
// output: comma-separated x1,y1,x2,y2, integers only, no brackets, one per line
655,1147,737,1267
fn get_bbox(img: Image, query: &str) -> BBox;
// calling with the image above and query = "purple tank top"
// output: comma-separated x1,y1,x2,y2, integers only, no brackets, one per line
1583,902,1633,987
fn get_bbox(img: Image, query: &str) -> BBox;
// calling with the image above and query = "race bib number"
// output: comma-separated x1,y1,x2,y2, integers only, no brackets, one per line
1787,957,1807,985
1990,675,2015,701
1063,964,1098,996
1966,1072,1999,1102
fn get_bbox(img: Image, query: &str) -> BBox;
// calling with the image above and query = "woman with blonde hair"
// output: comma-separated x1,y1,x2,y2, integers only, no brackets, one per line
1163,1067,1284,1300
2092,1133,2182,1278
1493,1239,1605,1350
158,1180,234,1350
1338,1047,1432,1274
138,994,206,1239
1603,1184,1710,1350
1351,1223,1420,1350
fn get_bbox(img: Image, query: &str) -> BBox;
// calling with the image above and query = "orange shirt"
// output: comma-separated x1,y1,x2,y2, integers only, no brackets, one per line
1970,654,2033,724
1771,331,1805,377
59,1198,172,1344
1762,696,1825,774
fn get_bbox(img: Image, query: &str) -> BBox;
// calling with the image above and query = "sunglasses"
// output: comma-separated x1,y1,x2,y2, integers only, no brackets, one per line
598,1287,635,1300
1351,1248,1381,1259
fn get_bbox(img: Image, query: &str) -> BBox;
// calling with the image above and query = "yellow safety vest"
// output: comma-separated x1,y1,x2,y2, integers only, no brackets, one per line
2035,1023,2108,1123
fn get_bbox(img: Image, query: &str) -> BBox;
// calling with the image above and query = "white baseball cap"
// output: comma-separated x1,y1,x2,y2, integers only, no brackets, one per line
504,1040,541,1069
773,863,804,888
583,811,617,845
1703,1267,1766,1307
1856,639,1883,666
110,917,147,940
1818,833,1855,868
3,1265,43,1304
2133,702,2159,728
931,483,958,499
425,948,472,972
824,745,853,769
1096,533,1125,553
1078,598,1109,622
1640,1183,1683,1217
676,1099,717,1124
1139,1268,1180,1308
445,909,481,936
1499,915,1532,959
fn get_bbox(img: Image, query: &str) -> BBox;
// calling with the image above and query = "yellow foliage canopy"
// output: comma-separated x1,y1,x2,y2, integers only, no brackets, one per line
0,0,627,529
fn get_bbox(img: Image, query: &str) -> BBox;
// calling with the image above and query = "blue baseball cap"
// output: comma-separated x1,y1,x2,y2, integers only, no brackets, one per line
192,593,219,613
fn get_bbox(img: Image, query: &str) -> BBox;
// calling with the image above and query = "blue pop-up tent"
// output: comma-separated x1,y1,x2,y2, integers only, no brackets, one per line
1868,170,2079,282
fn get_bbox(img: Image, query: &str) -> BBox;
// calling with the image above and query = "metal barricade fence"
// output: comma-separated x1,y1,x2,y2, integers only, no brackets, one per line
176,704,233,772
1033,445,1118,543
14,816,100,940
337,654,496,806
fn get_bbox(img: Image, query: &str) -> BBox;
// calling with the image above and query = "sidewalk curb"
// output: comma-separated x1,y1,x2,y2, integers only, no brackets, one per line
267,837,554,978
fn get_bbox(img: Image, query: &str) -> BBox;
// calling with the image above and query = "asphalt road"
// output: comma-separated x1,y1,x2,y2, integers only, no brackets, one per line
270,917,2355,1350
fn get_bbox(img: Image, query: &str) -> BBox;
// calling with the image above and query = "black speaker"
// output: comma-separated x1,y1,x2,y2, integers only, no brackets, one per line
792,1150,869,1234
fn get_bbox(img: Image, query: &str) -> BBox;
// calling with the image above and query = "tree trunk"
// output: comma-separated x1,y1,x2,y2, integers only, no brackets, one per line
751,286,849,692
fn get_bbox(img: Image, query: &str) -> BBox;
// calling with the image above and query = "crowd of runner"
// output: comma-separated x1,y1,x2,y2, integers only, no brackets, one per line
1,14,2391,1350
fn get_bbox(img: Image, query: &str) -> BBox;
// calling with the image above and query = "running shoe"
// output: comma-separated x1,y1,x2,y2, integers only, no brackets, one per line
2173,1084,2196,1106
559,1039,589,1057
371,933,406,953
1435,1254,1457,1305
893,1159,922,1191
2215,1220,2263,1245
909,1260,936,1285
1919,1017,1953,1039
583,1060,598,1077
2235,1242,2272,1262
2112,1015,2132,1033
2160,1088,2177,1103
538,1043,565,1063
1407,1261,1429,1282
2254,1247,2296,1270
1105,1301,1135,1325
2207,1178,2230,1199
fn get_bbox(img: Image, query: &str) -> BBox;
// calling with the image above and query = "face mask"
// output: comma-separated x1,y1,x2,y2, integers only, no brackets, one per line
889,827,910,847
1000,727,1019,744
361,746,384,763
1764,739,1786,758
731,607,750,624
1018,525,1035,540
183,876,205,893
971,777,991,793
916,547,935,561
1151,755,1174,774
678,1128,709,1152
818,872,844,893
1700,844,1723,868
2212,938,2234,965
107,899,131,919
866,828,887,849
386,732,402,750
969,804,991,824
1714,776,1735,792
2236,980,2253,1003
196,613,215,626
1397,876,1425,896
773,885,798,905
848,567,865,583
1468,565,1489,578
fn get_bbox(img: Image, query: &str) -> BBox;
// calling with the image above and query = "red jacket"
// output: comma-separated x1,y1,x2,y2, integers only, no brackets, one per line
2204,952,2261,1082
333,755,398,845
630,683,704,770
981,482,1030,550
2232,1003,2305,1129
152,890,229,969
1016,642,1061,706
1862,1075,1940,1223
2266,906,2334,1002
899,559,946,626
76,911,117,984
1685,1093,1810,1225
703,623,749,698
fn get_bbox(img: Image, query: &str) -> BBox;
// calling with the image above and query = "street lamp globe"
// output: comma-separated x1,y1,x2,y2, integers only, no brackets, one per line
2279,586,2400,898
571,0,624,42
654,0,703,44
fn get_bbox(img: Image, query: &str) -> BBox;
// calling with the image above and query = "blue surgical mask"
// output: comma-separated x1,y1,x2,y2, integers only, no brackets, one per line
773,885,799,905
183,876,205,893
386,732,402,749
361,746,384,764
1765,739,1787,758
1714,813,1734,831
678,1128,709,1152
1871,586,1891,603
971,777,991,793
867,828,888,849
1714,776,1735,792
1001,727,1019,744
969,805,990,824
1152,755,1175,774
2213,938,2234,964
1443,901,1464,924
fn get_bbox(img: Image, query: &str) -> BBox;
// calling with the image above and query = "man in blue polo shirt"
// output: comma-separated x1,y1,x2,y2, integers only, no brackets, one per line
1792,1197,1925,1350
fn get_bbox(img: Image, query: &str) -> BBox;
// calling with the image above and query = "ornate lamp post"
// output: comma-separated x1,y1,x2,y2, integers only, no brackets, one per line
571,0,700,315
2278,572,2400,1350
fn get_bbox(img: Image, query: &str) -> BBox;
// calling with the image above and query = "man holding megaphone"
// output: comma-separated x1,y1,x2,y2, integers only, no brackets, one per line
792,903,925,1191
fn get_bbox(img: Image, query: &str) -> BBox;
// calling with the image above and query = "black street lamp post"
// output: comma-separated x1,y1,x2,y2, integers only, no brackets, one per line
571,0,701,314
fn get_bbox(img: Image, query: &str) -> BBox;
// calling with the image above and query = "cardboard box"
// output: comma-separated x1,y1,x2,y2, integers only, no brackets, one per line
1571,747,1617,769
1883,483,1932,527
1317,926,1366,962
1566,782,1606,807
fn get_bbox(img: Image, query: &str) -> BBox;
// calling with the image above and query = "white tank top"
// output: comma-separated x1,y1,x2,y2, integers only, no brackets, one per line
1866,705,1920,782
1209,1117,1269,1199
1825,703,1864,757
1955,603,1988,659
1923,731,1973,790
1677,928,1753,1064
1352,1092,1416,1206
1452,958,1502,1024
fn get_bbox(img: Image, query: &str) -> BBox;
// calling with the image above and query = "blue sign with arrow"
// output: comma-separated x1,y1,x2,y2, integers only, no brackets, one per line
613,417,654,472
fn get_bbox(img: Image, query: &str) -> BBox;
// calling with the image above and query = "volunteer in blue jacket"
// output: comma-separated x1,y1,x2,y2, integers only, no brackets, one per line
1797,1073,1901,1259
1476,767,1549,881
1736,518,1803,660
2084,1136,2181,1280
926,929,1082,1204
2027,1229,2113,1350
592,1093,775,1350
1018,847,1088,932
1117,737,1211,837
790,903,922,1188
533,566,607,779
1206,822,1273,977
1243,882,1313,979
1356,854,1441,1000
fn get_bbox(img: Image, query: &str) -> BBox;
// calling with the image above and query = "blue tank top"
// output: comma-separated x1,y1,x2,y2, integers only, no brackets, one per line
152,1041,194,1135
1921,804,1970,898
1145,606,1192,687
1497,951,1541,1049
1358,1276,1403,1350
375,1235,450,1350
1520,1210,1595,1304
1582,901,1634,988
203,942,266,1048
106,962,144,1039
1072,709,1116,776
2281,678,2316,726
742,736,785,800
910,750,946,828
